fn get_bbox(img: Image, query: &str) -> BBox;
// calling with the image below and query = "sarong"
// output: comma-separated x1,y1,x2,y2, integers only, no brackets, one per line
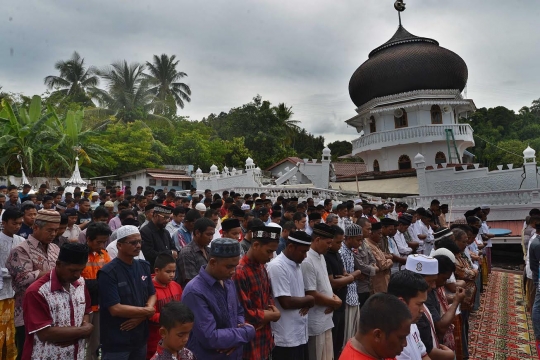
0,298,17,360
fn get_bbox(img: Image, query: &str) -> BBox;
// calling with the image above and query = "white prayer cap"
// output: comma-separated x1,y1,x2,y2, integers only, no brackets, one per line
354,199,363,204
354,205,363,212
405,254,438,275
241,204,250,210
195,203,206,211
116,225,140,241
318,200,325,206
480,204,490,210
432,248,456,263
267,222,282,230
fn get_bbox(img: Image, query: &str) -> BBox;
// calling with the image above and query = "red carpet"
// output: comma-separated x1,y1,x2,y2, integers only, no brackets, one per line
469,271,537,359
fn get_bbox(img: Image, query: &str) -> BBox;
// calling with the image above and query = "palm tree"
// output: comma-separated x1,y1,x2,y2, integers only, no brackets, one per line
43,51,99,99
273,103,301,146
145,54,191,115
90,61,170,126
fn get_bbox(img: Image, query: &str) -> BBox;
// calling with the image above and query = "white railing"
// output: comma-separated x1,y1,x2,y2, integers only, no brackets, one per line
218,186,340,201
352,124,474,153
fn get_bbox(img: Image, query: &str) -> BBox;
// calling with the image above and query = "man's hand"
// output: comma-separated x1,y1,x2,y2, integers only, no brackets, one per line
384,254,393,260
332,294,342,310
144,306,156,317
324,307,334,314
299,307,310,316
267,305,281,322
351,270,363,280
455,286,466,303
120,317,145,331
304,295,315,308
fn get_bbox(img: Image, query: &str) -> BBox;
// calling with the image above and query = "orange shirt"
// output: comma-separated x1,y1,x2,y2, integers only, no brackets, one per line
81,250,111,312
339,340,396,360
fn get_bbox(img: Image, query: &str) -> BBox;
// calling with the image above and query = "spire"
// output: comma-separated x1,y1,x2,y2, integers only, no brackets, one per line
65,156,87,186
394,0,406,26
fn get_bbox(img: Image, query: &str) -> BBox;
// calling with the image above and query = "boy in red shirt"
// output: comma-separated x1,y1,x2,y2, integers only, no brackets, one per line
340,293,411,360
147,253,184,359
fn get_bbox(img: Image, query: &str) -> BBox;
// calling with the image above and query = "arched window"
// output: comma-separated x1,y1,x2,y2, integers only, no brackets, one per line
435,151,447,164
369,116,376,133
398,155,412,170
431,105,442,124
373,160,380,172
394,108,408,128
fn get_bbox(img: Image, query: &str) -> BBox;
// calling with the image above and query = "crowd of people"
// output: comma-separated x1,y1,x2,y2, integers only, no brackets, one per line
0,183,499,359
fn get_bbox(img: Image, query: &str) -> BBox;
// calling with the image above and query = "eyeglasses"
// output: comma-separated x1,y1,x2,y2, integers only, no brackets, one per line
120,240,143,246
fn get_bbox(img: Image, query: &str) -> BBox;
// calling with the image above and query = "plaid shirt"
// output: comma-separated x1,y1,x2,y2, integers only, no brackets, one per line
233,255,275,360
176,241,209,287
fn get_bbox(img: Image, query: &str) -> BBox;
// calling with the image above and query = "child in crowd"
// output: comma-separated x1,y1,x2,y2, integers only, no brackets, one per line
150,302,195,360
147,253,184,359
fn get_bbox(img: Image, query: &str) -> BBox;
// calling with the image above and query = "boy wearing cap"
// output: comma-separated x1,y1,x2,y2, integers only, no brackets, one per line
302,223,342,360
22,243,93,360
182,238,256,359
98,225,157,359
234,226,281,360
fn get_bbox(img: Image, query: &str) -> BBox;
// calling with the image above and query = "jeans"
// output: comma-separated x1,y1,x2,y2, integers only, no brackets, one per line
532,284,540,340
102,345,147,360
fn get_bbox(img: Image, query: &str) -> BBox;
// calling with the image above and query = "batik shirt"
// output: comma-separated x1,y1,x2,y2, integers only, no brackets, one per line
339,243,359,306
233,255,275,360
7,235,60,327
150,340,196,359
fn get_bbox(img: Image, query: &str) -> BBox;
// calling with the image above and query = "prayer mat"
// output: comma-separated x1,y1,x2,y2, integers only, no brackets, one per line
468,271,537,359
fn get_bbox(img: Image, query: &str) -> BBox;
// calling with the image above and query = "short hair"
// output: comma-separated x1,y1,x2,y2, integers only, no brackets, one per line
204,209,219,218
326,214,338,224
86,222,112,241
172,207,185,216
185,209,202,222
434,255,456,274
42,195,53,203
247,218,265,231
359,293,411,336
451,228,467,241
154,253,176,270
282,221,296,232
93,206,109,219
57,186,65,192
2,208,23,222
271,211,282,219
293,212,307,222
332,225,344,236
450,224,472,233
159,301,194,330
119,209,135,221
79,198,89,204
388,270,429,302
324,199,332,206
244,212,254,220
285,205,296,213
193,217,216,235
530,208,540,216
435,237,460,254
60,214,69,225
357,217,370,227
431,199,440,206
336,203,347,212
21,203,37,213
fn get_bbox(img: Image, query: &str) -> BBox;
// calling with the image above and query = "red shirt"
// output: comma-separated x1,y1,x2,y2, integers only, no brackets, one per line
147,277,184,359
339,340,396,360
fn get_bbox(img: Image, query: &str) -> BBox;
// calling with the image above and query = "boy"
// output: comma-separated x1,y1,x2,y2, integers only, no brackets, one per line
147,253,184,359
150,301,195,360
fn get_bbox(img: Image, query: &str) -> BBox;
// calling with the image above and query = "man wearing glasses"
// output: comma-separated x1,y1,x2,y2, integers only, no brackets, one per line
98,225,157,360
140,205,177,269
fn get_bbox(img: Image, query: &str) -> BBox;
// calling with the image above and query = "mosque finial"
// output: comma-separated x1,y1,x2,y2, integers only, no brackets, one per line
394,0,406,26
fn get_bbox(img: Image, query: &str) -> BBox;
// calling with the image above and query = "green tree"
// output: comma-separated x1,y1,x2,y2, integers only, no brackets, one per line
327,140,354,161
145,54,191,116
273,102,300,146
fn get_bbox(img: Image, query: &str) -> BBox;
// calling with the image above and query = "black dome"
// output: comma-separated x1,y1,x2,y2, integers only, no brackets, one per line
349,26,468,108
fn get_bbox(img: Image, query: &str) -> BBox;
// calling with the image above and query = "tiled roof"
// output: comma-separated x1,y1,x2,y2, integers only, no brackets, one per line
332,162,367,179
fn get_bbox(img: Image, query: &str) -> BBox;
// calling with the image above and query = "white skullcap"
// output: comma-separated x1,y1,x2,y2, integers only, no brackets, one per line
405,254,438,275
432,248,456,263
267,222,282,230
116,225,140,241
241,204,250,210
195,203,206,211
354,199,363,204
480,204,490,210
354,205,363,212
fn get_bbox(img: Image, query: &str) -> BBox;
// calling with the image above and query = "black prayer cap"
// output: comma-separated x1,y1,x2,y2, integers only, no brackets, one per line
380,218,398,226
398,214,412,225
252,226,280,241
210,238,241,258
145,203,156,212
232,208,245,218
222,218,241,231
58,243,89,265
312,223,336,239
309,212,321,221
288,231,312,245
434,228,453,240
154,205,173,215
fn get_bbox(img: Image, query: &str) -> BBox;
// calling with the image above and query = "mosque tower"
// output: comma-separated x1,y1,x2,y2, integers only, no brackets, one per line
346,1,476,172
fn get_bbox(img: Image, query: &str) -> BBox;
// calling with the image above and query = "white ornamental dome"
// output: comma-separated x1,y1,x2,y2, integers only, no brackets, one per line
414,153,425,163
322,147,331,156
246,157,254,166
523,146,536,158
196,167,202,174
210,164,218,172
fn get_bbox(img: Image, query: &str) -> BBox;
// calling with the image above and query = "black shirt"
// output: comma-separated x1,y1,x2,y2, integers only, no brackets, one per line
324,250,346,312
417,290,442,354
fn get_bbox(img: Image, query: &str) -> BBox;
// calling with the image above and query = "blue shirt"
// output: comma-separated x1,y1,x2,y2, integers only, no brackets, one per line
181,266,255,360
97,258,156,353
17,223,33,239
276,237,287,255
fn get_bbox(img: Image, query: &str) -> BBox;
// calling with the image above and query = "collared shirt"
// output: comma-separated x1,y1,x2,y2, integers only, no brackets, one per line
22,270,91,360
150,340,196,360
394,231,413,256
0,232,24,300
353,241,377,294
301,248,334,336
173,223,193,250
339,243,359,306
7,235,60,327
387,236,402,274
177,241,209,287
63,224,82,243
108,216,122,232
397,324,428,360
182,267,255,360
165,220,182,237
81,250,111,312
16,222,33,239
267,252,308,347
233,255,275,360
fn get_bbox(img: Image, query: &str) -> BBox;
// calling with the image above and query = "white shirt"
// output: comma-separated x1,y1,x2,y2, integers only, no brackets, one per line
0,232,25,299
397,324,427,360
414,221,433,254
106,240,146,261
301,248,334,336
408,224,424,253
482,222,492,247
526,234,537,279
267,253,308,347
387,237,401,274
394,231,413,256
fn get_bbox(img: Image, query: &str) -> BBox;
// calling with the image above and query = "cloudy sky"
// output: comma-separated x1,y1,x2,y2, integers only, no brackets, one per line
2,0,539,144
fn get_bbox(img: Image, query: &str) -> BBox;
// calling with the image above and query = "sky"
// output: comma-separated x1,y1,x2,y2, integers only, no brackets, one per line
2,0,540,145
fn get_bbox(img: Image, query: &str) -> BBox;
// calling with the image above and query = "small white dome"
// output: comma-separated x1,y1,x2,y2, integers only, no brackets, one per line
523,146,536,158
196,167,202,174
254,166,261,174
210,164,218,172
322,147,331,156
245,157,254,166
232,167,237,173
414,153,425,163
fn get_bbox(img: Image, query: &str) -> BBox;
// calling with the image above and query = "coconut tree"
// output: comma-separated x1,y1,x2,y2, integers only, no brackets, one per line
145,54,192,115
90,61,171,126
43,52,99,102
273,102,301,146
